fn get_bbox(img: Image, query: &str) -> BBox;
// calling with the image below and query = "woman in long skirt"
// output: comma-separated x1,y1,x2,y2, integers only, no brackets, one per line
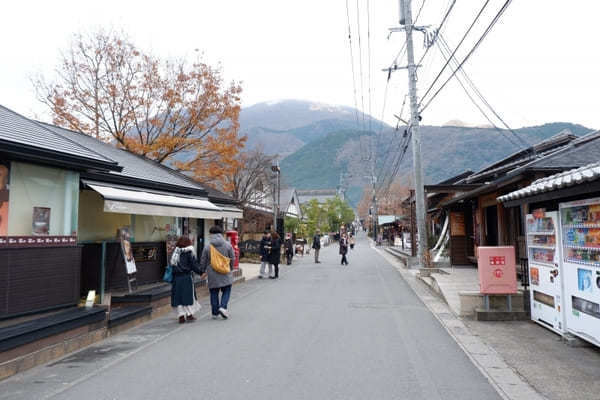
171,236,202,324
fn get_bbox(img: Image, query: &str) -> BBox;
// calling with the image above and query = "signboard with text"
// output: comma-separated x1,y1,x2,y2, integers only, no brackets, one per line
477,246,517,294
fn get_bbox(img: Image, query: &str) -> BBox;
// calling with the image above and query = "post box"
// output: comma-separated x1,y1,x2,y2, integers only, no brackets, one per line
226,230,240,269
477,246,517,294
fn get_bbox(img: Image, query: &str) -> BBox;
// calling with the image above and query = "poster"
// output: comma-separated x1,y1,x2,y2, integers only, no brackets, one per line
165,224,178,265
32,207,51,235
0,165,8,236
578,268,593,293
530,267,539,286
117,227,137,274
450,212,466,236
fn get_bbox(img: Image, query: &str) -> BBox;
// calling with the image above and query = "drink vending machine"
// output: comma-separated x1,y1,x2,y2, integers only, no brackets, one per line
559,197,600,346
525,211,565,334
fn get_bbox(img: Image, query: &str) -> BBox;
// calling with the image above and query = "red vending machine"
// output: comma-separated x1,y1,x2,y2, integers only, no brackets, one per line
226,230,240,269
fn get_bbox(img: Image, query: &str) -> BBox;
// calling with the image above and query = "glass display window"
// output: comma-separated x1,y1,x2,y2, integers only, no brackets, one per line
7,162,79,236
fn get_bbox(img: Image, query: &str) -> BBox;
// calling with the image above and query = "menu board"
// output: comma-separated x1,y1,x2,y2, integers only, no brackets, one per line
450,212,466,236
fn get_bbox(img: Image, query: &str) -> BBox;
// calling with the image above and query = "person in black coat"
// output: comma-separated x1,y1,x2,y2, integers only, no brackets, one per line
259,231,271,279
339,233,349,265
170,236,202,324
312,229,322,263
284,234,294,265
269,232,282,279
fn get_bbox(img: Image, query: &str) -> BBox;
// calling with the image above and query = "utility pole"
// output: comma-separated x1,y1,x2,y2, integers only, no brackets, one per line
271,162,281,233
400,0,427,266
371,135,378,243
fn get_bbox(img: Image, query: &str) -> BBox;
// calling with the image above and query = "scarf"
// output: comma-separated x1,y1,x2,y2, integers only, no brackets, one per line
170,245,196,266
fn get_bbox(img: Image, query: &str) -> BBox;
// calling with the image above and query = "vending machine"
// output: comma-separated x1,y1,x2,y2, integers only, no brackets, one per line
526,211,565,334
560,198,600,346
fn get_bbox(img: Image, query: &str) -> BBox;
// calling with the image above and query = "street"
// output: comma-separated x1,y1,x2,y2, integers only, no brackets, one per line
0,235,501,400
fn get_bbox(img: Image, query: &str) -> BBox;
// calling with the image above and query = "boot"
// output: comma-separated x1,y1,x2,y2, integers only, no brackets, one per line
178,316,186,324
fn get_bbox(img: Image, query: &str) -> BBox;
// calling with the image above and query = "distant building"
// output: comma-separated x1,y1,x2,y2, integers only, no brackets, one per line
297,188,341,205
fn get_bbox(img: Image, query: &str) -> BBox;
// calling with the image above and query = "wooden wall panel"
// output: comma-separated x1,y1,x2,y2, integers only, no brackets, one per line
0,247,81,318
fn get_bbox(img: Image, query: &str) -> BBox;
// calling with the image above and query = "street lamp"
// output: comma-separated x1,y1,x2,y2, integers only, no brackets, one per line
271,162,281,233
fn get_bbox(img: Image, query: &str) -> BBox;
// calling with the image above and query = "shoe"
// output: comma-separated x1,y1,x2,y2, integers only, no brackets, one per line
186,315,196,322
218,307,229,319
269,276,275,279
178,316,186,324
258,276,264,279
211,315,219,320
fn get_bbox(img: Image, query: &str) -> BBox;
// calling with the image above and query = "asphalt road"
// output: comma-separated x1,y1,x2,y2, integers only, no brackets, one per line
1,234,501,400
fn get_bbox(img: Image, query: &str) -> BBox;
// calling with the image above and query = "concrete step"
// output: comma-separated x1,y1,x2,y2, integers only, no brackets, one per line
475,309,529,321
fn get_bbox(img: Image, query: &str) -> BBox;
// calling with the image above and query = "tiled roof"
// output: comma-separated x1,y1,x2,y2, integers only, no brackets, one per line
40,123,207,193
0,105,118,168
498,162,600,203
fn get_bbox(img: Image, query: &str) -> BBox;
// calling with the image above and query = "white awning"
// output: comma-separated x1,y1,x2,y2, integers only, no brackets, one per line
217,204,244,219
87,183,225,219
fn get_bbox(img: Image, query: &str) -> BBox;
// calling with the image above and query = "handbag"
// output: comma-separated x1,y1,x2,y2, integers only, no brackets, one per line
163,265,173,283
210,245,231,274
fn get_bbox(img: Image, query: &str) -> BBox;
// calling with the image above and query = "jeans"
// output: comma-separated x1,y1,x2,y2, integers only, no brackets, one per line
341,254,348,265
272,264,279,278
209,285,232,315
314,248,320,263
260,261,273,277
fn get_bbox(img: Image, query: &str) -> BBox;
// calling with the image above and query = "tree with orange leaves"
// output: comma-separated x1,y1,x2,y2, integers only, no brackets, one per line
33,29,245,189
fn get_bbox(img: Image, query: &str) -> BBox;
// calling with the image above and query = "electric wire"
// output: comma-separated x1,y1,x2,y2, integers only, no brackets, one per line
345,0,360,130
420,0,513,113
356,0,367,132
367,0,373,136
419,0,491,108
437,33,529,148
434,36,523,149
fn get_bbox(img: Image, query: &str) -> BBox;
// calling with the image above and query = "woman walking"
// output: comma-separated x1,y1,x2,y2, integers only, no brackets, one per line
284,233,294,265
171,236,202,324
349,234,356,250
269,232,282,279
199,225,235,319
259,231,272,279
339,233,349,265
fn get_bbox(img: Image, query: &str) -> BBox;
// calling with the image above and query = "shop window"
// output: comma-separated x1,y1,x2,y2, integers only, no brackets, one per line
7,162,79,236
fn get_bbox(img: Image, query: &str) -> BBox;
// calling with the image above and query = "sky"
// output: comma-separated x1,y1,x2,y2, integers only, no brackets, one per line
1,0,599,130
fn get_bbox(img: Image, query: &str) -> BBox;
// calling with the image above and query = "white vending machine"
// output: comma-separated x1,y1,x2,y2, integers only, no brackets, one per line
526,211,565,334
560,198,600,347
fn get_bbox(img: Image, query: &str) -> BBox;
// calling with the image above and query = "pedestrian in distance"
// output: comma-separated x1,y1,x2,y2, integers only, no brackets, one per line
339,233,349,265
284,233,294,265
312,229,322,263
259,230,272,279
349,233,355,250
269,231,282,279
199,225,235,320
170,236,203,324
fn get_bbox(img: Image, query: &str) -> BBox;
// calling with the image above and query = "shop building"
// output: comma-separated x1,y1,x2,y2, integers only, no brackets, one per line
0,104,243,319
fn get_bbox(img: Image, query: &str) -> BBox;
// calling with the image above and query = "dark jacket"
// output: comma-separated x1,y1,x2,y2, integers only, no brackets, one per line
170,246,201,307
269,238,282,265
259,236,270,262
199,233,235,289
339,238,348,255
284,238,293,254
312,234,321,249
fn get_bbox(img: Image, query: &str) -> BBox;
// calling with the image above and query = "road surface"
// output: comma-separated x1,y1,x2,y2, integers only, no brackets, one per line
0,234,501,400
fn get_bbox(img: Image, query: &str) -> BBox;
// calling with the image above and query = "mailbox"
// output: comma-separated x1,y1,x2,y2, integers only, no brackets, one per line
477,246,517,294
226,230,240,269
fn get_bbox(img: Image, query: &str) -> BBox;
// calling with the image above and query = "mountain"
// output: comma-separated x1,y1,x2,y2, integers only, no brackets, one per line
239,100,386,158
240,100,594,208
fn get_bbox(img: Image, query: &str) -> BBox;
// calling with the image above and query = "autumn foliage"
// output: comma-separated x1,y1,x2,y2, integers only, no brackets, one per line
33,30,245,189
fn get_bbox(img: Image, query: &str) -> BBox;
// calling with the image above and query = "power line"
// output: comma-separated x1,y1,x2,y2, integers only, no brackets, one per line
434,36,523,149
415,0,457,70
419,0,491,107
355,0,366,131
420,0,513,113
437,33,529,148
345,0,360,130
367,0,373,135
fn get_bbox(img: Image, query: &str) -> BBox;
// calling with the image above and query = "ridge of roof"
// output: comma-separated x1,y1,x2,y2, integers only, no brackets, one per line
0,105,119,169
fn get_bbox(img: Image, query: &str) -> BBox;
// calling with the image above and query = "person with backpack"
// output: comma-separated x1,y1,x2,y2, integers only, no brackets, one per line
269,231,282,279
170,236,203,324
199,225,235,319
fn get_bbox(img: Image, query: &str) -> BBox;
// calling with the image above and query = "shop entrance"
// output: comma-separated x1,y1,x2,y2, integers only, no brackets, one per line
197,219,205,257
485,205,498,246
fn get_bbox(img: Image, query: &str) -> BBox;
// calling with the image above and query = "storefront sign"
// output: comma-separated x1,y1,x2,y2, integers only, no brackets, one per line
0,235,77,248
450,212,466,236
